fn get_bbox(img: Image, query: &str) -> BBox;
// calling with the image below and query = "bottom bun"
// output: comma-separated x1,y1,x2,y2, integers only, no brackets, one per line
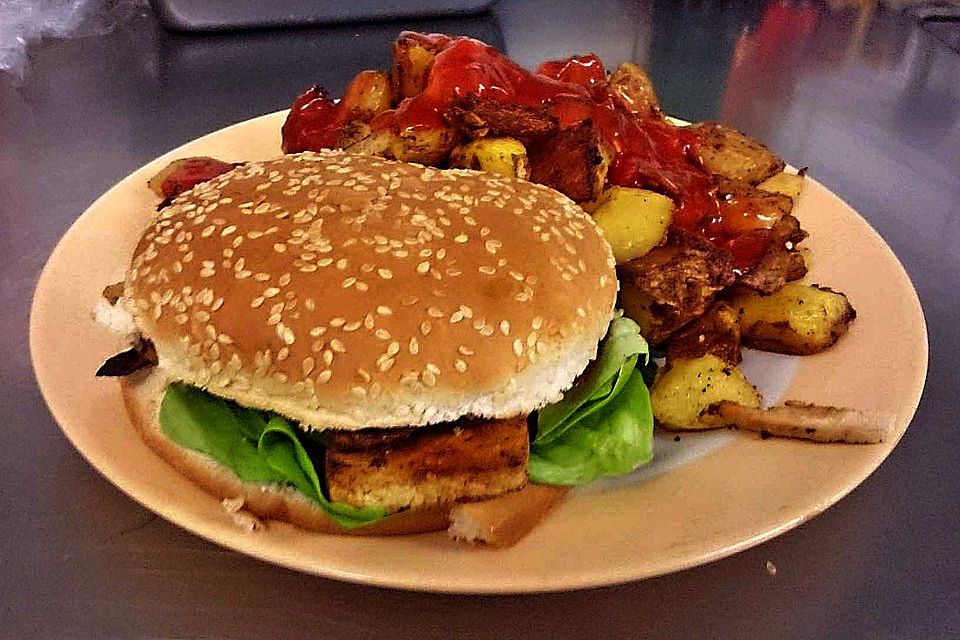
120,368,451,536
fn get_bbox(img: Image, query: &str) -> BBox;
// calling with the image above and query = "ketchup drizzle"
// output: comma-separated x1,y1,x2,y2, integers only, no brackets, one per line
286,36,778,270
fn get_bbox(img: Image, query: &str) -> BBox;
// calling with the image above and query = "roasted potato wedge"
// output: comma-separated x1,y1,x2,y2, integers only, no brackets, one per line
618,230,735,345
591,187,673,263
391,32,451,99
389,126,457,165
666,302,741,366
651,354,761,430
609,62,660,117
448,94,557,144
731,283,856,355
758,170,806,203
449,137,530,179
691,122,785,184
341,70,393,120
528,122,609,203
338,123,395,157
737,214,808,295
714,178,794,235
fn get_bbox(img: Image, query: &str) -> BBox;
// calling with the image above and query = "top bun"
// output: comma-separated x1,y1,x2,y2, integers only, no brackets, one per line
126,150,617,429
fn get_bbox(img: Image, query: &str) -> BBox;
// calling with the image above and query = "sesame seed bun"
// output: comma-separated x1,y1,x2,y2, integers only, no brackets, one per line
126,150,617,430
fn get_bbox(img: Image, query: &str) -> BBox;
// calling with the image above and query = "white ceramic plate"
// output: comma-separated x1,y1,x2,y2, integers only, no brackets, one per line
30,112,927,593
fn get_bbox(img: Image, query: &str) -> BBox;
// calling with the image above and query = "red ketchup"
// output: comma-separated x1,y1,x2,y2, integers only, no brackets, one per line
291,36,777,270
282,85,346,153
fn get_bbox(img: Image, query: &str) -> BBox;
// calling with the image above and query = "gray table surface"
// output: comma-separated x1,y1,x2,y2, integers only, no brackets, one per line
2,1,958,638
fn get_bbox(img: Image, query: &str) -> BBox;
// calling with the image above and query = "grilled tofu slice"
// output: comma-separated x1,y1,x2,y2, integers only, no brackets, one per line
325,416,529,512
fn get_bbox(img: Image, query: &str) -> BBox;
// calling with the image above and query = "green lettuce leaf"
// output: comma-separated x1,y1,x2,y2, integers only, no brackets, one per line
536,316,649,445
159,383,387,528
530,315,654,485
529,369,653,485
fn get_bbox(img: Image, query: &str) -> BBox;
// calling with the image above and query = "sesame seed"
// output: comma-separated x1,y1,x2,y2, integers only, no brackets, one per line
378,358,395,372
409,337,420,355
454,234,468,243
250,296,265,308
263,287,281,298
387,341,400,356
421,370,437,387
426,363,441,375
420,321,432,336
427,306,444,319
351,386,367,398
513,339,523,356
450,310,464,324
416,261,431,274
330,339,345,353
500,320,511,336
455,359,468,373
376,306,392,316
458,345,474,356
343,320,361,332
377,268,393,280
375,328,391,340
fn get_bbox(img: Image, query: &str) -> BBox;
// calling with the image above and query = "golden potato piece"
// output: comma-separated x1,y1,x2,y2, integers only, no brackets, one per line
389,126,457,165
609,62,660,116
691,122,785,184
758,171,806,203
338,124,395,157
651,354,761,430
666,302,741,366
591,187,673,263
528,121,609,203
449,137,530,179
391,32,451,99
731,283,856,355
617,231,735,345
341,70,393,119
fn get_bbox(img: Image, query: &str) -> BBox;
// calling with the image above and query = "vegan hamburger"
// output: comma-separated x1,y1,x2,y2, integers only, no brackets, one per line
107,149,630,539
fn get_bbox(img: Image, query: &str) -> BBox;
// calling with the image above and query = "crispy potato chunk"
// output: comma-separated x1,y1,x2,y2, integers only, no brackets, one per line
651,354,761,430
449,137,530,179
714,177,794,235
609,62,660,117
692,122,785,184
391,32,452,99
447,94,558,143
738,214,808,294
666,302,741,366
341,70,393,120
338,122,394,157
731,283,856,355
528,122,609,203
618,231,735,345
758,170,806,203
590,187,673,263
389,126,457,165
